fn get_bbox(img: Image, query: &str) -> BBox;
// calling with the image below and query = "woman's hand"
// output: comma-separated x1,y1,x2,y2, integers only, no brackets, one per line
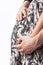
16,6,28,22
15,36,37,54
16,1,30,22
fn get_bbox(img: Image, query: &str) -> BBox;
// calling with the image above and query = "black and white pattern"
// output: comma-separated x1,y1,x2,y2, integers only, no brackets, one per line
10,0,43,65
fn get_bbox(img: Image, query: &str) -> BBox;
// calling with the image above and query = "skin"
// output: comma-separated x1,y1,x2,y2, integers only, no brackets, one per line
15,30,43,54
16,1,30,22
31,12,43,37
14,12,43,54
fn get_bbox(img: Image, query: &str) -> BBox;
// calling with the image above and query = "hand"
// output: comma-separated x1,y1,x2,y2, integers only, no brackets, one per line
16,5,28,22
15,36,37,54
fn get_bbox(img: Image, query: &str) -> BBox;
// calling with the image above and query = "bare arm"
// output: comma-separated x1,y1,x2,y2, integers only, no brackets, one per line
30,12,43,50
31,12,43,37
32,29,43,50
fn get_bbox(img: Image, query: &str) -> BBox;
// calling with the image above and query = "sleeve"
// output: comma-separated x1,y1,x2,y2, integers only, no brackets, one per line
24,0,32,2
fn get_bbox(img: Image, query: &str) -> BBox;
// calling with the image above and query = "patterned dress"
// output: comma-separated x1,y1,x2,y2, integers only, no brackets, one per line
10,0,43,65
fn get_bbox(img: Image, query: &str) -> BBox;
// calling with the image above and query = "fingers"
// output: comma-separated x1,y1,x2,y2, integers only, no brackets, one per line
16,7,27,22
16,14,20,22
14,44,24,53
22,9,27,18
17,41,25,53
17,39,22,44
16,12,23,22
19,12,23,21
18,49,23,52
17,35,23,44
14,44,22,49
18,47,26,53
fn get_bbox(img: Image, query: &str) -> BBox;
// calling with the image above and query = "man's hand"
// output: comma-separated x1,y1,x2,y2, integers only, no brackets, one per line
14,36,37,54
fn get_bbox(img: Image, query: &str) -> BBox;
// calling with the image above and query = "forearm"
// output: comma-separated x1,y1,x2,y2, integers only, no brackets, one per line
38,29,43,45
33,29,43,49
31,12,43,37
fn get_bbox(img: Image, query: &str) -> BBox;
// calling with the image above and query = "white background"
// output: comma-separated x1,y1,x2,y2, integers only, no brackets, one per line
0,0,23,65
